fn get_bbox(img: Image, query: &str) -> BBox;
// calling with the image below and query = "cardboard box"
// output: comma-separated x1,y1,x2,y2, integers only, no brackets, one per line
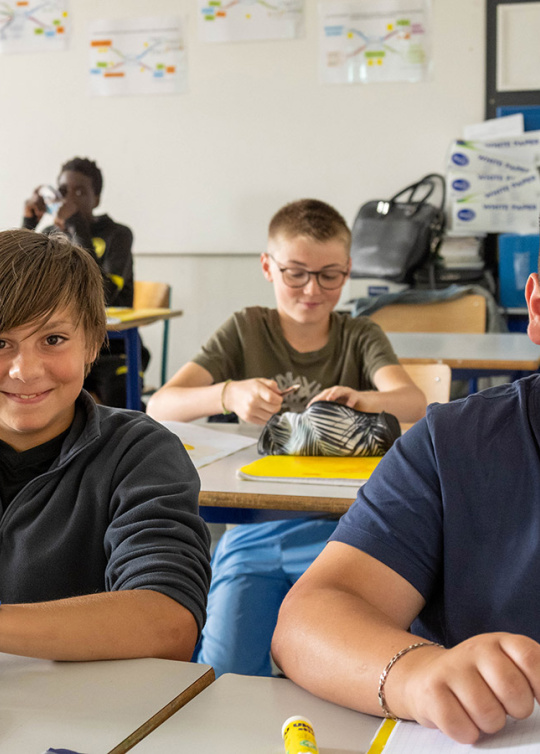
448,141,533,176
447,171,540,203
451,200,540,235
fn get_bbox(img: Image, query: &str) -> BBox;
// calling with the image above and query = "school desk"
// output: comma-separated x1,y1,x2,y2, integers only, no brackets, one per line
198,441,358,524
0,652,213,754
106,308,183,410
131,672,380,753
388,331,540,373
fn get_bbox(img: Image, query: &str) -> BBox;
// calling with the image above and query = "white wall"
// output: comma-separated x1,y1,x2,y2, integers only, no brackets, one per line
0,0,486,386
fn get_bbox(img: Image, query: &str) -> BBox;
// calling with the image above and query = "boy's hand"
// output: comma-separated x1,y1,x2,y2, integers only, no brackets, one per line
53,199,79,231
223,378,282,425
309,385,360,409
23,186,47,222
390,633,540,745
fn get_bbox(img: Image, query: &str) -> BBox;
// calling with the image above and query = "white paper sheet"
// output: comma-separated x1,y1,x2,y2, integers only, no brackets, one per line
463,114,524,141
88,16,187,97
0,0,69,54
160,421,257,469
198,0,304,43
381,705,540,752
319,0,431,85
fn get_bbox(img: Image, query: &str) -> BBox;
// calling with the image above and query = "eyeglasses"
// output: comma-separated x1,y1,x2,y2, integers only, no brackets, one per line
267,254,348,290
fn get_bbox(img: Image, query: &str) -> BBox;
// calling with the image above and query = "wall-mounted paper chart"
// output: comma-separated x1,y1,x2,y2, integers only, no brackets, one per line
89,16,187,97
0,0,69,54
319,0,431,85
199,0,304,43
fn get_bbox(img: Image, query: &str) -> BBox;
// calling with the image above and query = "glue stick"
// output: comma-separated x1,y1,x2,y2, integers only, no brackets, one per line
282,715,320,754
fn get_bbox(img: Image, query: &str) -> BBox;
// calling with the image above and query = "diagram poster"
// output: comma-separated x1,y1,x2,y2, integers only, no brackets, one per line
199,0,304,43
319,0,431,84
0,1,69,54
89,16,187,97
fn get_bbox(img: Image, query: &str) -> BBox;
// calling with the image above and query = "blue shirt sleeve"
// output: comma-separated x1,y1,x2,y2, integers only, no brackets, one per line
330,415,443,601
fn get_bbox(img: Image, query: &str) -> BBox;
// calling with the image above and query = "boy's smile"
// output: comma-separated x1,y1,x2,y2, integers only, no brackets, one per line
262,234,350,332
0,309,93,451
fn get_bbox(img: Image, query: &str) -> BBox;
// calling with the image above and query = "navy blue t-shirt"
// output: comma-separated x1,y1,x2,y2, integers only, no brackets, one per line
331,374,540,647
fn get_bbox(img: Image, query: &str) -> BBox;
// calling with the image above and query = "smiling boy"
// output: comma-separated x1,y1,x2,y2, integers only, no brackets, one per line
148,199,425,677
0,228,210,661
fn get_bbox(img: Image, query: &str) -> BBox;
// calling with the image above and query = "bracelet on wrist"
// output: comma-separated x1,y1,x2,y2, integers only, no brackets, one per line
221,379,232,415
378,641,444,720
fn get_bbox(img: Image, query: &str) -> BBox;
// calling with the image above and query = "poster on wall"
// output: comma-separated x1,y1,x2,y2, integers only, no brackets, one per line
198,0,304,43
319,0,431,84
88,16,187,97
0,0,69,54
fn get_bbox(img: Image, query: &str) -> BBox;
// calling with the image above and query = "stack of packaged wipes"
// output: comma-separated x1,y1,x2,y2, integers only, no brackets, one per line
447,134,540,234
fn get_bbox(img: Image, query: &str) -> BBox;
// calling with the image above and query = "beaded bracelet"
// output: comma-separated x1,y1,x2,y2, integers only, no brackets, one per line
378,641,444,720
221,379,232,415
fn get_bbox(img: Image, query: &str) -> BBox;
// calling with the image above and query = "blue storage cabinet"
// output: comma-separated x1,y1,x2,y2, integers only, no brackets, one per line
498,234,539,308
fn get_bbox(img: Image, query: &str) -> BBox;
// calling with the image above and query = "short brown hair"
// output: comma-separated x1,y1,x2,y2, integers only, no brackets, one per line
0,229,107,364
268,199,351,251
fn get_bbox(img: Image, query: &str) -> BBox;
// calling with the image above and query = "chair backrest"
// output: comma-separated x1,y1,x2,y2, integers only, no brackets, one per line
402,363,452,405
369,294,486,333
133,281,172,387
133,280,171,310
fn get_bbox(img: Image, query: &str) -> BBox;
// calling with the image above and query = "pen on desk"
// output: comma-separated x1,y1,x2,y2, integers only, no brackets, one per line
279,384,301,396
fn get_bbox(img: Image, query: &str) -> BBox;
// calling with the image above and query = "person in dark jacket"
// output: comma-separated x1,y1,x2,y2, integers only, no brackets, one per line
22,157,148,407
0,228,211,661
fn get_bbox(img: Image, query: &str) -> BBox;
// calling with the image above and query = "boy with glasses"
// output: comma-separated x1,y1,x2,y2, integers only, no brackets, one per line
148,198,425,676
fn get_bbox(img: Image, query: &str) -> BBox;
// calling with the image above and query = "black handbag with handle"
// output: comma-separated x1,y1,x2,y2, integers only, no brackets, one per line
350,173,446,284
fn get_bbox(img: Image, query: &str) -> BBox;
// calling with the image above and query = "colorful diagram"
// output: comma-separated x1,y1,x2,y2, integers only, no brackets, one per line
199,0,304,43
0,0,69,53
320,0,431,84
89,16,187,97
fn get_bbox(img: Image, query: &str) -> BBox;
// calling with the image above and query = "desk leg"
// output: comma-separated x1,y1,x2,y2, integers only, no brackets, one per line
123,327,142,410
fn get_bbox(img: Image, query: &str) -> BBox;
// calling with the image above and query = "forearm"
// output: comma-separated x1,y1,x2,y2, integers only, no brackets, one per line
353,386,426,423
0,589,198,662
272,584,431,717
147,382,227,422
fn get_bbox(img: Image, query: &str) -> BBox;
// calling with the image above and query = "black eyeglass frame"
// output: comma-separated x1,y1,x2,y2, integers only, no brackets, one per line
266,253,349,290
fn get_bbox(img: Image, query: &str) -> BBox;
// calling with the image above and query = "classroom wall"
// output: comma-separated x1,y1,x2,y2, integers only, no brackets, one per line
0,0,486,386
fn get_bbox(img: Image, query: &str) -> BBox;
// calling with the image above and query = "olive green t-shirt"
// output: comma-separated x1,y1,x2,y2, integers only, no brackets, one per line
192,307,399,413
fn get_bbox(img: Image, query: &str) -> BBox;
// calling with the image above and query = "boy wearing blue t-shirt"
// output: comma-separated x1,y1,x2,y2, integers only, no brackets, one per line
273,258,540,744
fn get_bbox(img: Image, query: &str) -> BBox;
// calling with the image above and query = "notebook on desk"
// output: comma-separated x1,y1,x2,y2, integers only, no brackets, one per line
237,455,381,486
367,706,540,753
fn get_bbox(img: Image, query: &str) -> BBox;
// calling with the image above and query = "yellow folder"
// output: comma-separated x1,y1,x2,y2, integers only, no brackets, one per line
237,455,382,486
106,307,170,321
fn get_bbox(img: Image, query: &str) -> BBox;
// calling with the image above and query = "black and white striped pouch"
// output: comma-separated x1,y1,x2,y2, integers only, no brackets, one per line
258,400,401,457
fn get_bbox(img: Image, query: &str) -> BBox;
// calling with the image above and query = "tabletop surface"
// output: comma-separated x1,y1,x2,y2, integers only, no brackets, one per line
198,442,359,513
0,653,213,754
133,672,381,753
388,331,540,369
106,308,183,331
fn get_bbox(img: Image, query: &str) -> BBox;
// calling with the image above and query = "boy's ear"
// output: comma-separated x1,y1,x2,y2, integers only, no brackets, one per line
261,252,273,282
525,273,540,344
85,343,100,370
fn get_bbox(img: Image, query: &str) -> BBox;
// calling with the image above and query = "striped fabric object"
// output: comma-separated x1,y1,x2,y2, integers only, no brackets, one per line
258,401,401,457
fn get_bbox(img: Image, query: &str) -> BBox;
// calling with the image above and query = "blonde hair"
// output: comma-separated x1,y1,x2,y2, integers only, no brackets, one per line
268,199,351,252
0,229,107,369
